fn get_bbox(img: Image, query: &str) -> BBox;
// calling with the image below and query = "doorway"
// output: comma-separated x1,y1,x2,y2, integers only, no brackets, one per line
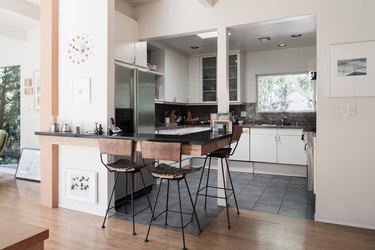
0,65,21,167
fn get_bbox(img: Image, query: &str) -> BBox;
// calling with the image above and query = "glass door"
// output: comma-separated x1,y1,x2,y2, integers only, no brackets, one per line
229,54,238,102
202,56,217,102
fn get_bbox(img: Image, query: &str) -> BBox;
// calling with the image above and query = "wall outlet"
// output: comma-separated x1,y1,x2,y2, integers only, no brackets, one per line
346,103,356,115
240,111,247,117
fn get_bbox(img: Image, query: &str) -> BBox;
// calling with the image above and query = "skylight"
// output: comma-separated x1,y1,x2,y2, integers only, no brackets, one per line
196,31,218,39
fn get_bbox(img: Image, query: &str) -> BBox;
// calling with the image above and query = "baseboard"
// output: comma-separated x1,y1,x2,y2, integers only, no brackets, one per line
190,157,306,177
315,215,375,230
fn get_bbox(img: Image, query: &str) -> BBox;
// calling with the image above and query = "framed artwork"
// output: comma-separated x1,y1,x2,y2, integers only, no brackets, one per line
34,70,41,110
15,148,40,182
65,169,97,204
329,41,375,97
71,78,91,103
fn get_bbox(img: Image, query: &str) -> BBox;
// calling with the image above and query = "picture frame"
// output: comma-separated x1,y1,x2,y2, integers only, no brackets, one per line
15,148,40,182
34,70,41,110
65,169,97,204
329,41,375,97
71,78,91,103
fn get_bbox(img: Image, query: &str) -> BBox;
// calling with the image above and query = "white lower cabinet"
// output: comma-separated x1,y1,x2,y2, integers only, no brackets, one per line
250,128,278,163
250,128,306,165
278,132,307,165
230,127,250,161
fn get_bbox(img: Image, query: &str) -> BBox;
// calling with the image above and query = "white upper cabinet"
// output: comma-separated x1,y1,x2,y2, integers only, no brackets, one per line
115,11,146,67
164,49,188,103
188,53,241,104
188,57,201,103
153,47,188,103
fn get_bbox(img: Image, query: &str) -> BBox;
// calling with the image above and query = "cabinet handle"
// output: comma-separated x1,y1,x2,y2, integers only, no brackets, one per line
278,135,281,144
275,136,278,142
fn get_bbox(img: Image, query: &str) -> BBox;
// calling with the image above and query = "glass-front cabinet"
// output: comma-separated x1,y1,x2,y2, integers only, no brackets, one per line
202,56,217,102
200,53,240,103
229,54,238,102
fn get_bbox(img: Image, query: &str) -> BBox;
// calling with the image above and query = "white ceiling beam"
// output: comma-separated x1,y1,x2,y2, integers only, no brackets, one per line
0,23,26,41
198,0,216,8
0,0,39,20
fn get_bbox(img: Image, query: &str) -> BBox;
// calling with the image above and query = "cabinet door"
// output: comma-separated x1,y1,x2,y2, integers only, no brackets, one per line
230,127,250,161
188,57,200,103
250,129,277,163
201,56,217,102
115,11,135,64
135,41,147,68
164,49,188,103
277,135,306,165
229,54,239,102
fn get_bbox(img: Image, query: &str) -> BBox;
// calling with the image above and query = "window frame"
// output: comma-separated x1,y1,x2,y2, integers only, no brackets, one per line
256,71,316,113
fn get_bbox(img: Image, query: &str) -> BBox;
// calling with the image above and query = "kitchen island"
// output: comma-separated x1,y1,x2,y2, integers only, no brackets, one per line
36,130,232,211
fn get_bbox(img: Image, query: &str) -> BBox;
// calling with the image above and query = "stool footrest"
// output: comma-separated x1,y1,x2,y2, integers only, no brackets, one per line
150,208,198,229
196,185,235,200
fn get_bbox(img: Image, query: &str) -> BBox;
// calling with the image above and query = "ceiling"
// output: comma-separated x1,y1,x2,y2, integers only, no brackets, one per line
0,0,39,40
153,15,316,56
124,0,162,6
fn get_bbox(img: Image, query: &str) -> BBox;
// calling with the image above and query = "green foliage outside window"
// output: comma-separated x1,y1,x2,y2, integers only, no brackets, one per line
0,66,21,164
257,73,315,112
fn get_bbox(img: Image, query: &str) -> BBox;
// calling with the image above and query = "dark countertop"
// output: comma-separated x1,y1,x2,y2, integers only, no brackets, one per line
241,124,316,132
35,130,232,145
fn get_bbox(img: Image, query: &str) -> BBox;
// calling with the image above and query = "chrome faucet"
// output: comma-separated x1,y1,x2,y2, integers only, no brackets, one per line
281,116,287,126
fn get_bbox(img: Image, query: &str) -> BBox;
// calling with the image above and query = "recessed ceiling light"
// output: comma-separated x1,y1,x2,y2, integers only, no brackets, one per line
291,34,302,38
190,46,200,49
228,32,232,36
196,31,217,39
257,37,271,42
278,44,287,47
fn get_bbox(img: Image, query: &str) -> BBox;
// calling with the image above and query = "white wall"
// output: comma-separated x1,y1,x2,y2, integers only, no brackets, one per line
244,46,316,103
58,0,115,216
133,0,375,229
0,28,40,149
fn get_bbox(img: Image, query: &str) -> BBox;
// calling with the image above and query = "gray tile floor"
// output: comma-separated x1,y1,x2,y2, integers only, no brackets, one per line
114,170,315,235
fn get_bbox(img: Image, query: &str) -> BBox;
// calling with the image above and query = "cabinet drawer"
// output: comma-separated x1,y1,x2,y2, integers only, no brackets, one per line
250,128,277,135
277,128,303,136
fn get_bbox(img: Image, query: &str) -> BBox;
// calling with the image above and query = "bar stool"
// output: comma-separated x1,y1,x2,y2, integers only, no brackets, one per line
141,141,202,250
99,138,153,235
193,125,243,228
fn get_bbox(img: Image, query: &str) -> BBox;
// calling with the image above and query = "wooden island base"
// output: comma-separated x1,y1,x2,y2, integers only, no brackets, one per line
0,217,49,250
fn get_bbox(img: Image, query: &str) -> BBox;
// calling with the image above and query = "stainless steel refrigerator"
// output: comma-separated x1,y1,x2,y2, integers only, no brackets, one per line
114,62,156,203
114,62,155,134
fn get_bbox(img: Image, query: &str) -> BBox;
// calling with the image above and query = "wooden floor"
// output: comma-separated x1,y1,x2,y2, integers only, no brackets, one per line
1,172,375,250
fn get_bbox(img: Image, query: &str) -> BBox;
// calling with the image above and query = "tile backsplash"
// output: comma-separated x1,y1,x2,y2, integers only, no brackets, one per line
155,103,316,127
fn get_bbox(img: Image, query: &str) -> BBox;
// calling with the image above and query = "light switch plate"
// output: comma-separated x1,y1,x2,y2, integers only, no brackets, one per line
240,111,246,117
346,103,356,115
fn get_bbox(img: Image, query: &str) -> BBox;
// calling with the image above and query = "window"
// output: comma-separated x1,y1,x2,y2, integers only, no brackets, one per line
257,73,315,112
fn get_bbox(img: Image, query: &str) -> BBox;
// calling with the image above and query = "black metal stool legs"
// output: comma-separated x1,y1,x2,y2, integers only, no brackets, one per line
177,180,187,250
102,172,120,228
125,174,128,214
225,157,240,215
204,156,212,209
220,158,231,228
184,178,202,232
192,156,208,218
130,173,136,235
165,180,170,225
145,179,163,243
139,170,154,215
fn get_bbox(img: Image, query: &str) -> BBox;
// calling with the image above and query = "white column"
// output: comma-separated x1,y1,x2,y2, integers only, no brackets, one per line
216,26,229,206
